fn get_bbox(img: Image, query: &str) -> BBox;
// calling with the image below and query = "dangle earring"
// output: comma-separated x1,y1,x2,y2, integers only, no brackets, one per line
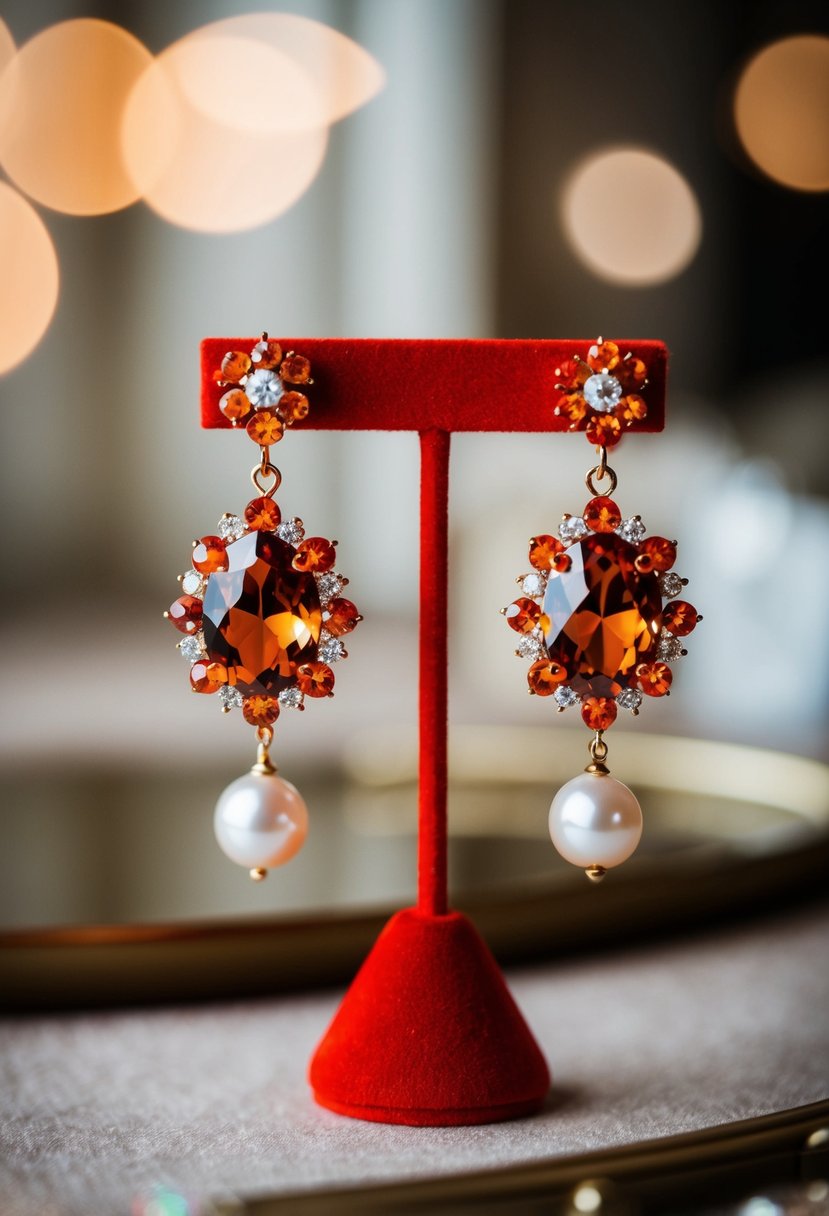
504,339,700,882
165,335,361,881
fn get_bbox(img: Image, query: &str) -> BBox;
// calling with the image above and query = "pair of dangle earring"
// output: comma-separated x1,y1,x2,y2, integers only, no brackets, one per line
165,335,361,881
505,339,701,881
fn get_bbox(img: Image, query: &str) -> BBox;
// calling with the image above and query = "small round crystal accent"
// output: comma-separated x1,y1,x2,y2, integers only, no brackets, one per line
276,518,305,545
583,373,623,413
319,636,345,664
656,633,684,661
181,569,203,596
218,514,246,542
316,573,344,604
659,572,685,599
617,517,647,544
179,633,205,661
521,572,546,597
559,516,589,543
617,688,643,713
279,687,304,710
517,632,544,659
246,369,284,408
218,685,243,710
554,685,579,709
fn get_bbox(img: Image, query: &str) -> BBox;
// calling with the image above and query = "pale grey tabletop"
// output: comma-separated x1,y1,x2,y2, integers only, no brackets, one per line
1,901,828,1216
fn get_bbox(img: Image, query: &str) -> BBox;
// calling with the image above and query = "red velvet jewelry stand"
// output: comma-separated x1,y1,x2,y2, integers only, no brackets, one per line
201,338,667,1126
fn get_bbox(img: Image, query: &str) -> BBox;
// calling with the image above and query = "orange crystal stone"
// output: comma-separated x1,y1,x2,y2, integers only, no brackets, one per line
505,597,542,633
529,534,568,572
246,409,284,446
584,496,622,533
219,389,251,424
636,536,677,573
167,595,203,634
587,341,620,372
280,391,310,424
281,355,311,384
242,694,280,726
581,696,618,731
244,496,281,531
527,659,567,695
586,414,622,447
661,600,698,637
221,351,251,382
636,660,673,696
296,661,335,698
617,357,647,391
617,393,647,424
202,532,321,694
555,392,587,427
543,533,662,697
556,358,589,389
292,537,336,573
251,338,282,369
324,598,360,637
190,659,226,693
192,536,228,575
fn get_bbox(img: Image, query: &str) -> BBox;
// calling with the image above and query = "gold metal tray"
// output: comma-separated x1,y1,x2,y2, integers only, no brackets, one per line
2,731,827,1011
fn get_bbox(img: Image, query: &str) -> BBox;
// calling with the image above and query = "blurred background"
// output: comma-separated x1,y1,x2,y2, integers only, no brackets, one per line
0,0,827,931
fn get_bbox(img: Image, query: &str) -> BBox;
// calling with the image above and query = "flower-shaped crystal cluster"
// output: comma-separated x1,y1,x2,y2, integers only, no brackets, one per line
214,334,312,446
554,339,649,448
504,495,700,732
166,343,360,729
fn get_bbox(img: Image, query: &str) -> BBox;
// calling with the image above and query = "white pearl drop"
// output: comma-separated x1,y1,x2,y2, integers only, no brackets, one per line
214,772,308,870
548,772,643,870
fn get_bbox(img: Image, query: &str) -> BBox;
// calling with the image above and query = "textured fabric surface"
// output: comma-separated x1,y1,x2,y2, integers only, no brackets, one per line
309,908,550,1122
1,903,828,1216
199,337,667,432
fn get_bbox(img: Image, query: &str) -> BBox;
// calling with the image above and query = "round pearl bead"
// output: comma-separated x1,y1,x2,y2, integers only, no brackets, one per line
548,772,642,870
214,772,308,870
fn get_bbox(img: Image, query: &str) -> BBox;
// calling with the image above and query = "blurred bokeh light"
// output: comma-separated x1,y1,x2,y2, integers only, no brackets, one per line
121,31,329,232
734,34,829,192
0,181,59,374
184,12,386,129
561,147,702,286
0,18,152,215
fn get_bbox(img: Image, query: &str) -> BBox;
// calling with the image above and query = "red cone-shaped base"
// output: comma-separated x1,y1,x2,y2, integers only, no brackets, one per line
309,907,551,1126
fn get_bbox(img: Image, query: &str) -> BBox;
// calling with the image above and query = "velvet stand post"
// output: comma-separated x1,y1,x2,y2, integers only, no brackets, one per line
201,337,667,1126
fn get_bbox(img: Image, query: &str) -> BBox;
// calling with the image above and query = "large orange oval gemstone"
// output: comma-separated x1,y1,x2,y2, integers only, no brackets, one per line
202,532,321,694
542,534,662,697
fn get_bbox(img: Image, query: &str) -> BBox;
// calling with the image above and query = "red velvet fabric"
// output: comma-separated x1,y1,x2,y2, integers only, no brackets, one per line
200,337,667,433
418,430,449,917
309,908,551,1125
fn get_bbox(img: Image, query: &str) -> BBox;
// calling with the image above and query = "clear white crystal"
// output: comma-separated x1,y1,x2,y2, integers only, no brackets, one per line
218,685,243,710
316,572,343,604
554,685,579,709
516,632,544,659
276,518,305,545
617,688,643,713
179,633,205,661
559,516,588,543
656,633,683,661
521,572,546,597
181,569,203,596
218,514,246,541
279,687,304,710
616,517,647,544
246,369,284,408
583,372,623,413
319,636,345,664
659,572,685,599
